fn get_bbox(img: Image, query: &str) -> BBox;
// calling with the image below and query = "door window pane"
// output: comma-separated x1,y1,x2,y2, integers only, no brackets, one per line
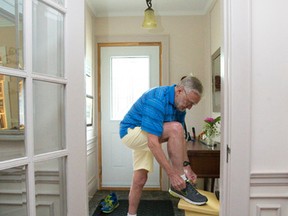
32,1,64,77
33,81,64,155
0,0,24,69
0,165,27,215
0,75,25,162
111,57,150,120
35,158,66,216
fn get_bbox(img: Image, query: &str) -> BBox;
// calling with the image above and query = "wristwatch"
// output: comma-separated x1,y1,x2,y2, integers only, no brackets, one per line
183,161,191,167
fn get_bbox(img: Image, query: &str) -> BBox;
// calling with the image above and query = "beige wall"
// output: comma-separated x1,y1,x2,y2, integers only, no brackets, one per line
0,27,23,68
0,27,18,50
94,15,211,133
210,0,221,55
86,0,224,195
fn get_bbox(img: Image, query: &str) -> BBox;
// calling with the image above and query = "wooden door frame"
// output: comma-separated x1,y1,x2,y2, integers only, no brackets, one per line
97,42,162,190
95,35,170,190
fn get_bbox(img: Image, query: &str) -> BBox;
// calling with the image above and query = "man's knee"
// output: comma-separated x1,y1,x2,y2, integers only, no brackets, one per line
169,122,184,136
133,169,148,188
161,122,184,141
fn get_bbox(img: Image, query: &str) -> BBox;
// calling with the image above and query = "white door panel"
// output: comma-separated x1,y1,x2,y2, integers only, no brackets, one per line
100,45,160,188
0,0,87,215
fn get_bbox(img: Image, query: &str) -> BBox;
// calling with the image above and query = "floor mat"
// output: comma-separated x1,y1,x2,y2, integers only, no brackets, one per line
92,199,175,216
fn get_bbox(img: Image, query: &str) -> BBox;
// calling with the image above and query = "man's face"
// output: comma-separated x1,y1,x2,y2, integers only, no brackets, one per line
175,87,201,111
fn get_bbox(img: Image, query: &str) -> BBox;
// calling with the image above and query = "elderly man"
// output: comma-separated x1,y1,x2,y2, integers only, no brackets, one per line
120,76,207,216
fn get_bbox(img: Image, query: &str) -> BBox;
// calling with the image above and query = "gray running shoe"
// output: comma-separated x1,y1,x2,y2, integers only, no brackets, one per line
169,181,208,205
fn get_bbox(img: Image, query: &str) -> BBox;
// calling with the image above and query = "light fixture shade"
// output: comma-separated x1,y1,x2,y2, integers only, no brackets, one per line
142,8,157,29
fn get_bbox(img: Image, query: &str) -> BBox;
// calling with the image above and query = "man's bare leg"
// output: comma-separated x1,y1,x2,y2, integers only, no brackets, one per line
161,122,186,175
128,169,148,215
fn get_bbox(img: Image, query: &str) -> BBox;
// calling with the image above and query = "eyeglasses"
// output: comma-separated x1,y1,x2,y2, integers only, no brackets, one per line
183,88,198,107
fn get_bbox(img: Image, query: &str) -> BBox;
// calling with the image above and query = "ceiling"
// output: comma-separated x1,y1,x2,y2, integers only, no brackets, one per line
86,0,216,17
0,0,216,27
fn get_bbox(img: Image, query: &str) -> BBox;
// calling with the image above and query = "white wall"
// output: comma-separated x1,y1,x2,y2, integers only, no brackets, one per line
223,0,288,215
250,1,288,214
250,0,288,173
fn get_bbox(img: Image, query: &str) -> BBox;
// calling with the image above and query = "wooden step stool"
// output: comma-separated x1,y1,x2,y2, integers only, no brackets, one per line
178,190,219,216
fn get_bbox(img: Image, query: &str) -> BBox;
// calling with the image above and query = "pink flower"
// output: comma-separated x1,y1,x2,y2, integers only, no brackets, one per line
204,117,214,123
203,116,221,138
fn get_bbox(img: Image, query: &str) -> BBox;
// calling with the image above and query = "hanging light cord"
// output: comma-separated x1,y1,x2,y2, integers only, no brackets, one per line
146,0,152,9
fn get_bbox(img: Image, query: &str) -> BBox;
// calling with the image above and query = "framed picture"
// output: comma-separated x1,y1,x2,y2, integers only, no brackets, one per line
86,95,93,126
214,75,221,91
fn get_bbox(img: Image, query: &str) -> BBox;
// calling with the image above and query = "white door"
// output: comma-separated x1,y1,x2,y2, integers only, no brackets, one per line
0,1,87,216
99,44,161,188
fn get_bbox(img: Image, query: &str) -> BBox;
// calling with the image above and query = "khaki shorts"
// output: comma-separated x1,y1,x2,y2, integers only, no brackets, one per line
121,127,154,172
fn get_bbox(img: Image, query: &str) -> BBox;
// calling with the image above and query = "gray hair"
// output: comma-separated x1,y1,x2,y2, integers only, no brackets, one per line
178,76,203,96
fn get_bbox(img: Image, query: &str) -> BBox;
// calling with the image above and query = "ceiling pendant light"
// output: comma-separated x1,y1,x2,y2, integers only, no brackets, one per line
142,0,157,29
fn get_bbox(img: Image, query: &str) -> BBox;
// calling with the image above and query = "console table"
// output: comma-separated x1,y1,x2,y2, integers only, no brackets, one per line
186,140,220,191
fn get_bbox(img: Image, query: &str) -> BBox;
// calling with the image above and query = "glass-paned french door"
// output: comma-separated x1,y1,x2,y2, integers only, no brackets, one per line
0,0,86,215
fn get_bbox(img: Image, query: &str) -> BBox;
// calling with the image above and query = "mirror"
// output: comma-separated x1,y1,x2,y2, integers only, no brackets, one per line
212,48,221,113
0,75,25,161
0,75,24,130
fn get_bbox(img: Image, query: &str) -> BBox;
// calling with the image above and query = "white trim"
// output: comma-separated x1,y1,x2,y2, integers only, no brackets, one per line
31,74,67,85
0,158,28,170
250,172,288,187
250,172,288,199
87,139,97,156
23,0,37,214
251,194,288,199
87,175,98,199
221,0,252,215
36,201,55,216
256,204,281,216
0,66,28,78
33,150,68,162
39,0,67,13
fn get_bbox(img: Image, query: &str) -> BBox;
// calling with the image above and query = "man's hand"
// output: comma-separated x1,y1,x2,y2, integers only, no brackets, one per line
168,169,187,191
184,166,197,184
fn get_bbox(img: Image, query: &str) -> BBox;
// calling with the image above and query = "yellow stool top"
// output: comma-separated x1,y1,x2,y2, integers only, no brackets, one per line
178,190,219,215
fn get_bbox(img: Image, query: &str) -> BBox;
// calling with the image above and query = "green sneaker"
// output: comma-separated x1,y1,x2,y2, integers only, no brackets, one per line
169,181,208,205
101,192,119,213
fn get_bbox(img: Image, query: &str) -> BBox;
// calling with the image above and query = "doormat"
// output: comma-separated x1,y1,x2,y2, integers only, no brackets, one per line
93,199,175,216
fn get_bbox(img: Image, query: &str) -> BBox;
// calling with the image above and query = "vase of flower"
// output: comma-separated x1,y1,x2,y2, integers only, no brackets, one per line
205,128,216,146
203,116,221,146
